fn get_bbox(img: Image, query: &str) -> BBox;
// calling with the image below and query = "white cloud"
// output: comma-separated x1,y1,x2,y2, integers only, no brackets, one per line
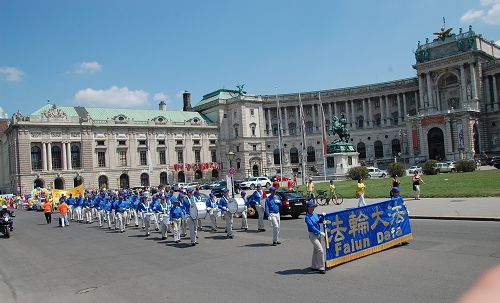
75,61,102,74
0,106,5,118
74,86,149,107
496,40,500,45
153,92,170,102
0,66,24,81
176,91,185,98
461,1,500,25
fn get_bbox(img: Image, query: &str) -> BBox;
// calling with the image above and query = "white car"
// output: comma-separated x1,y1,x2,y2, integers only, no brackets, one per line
367,167,387,178
239,177,272,189
408,166,422,174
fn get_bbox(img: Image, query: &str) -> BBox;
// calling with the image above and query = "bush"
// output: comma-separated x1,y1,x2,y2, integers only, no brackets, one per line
422,160,438,175
348,166,369,180
387,162,406,177
455,160,476,172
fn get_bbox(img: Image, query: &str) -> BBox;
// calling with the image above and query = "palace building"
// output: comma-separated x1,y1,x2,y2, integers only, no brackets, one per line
1,26,499,194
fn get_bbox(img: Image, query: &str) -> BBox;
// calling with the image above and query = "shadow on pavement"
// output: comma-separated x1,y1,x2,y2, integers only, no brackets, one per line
240,243,271,248
205,235,229,240
275,267,316,275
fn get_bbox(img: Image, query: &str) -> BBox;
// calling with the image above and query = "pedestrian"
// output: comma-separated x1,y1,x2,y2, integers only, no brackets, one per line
249,184,266,231
265,186,282,246
412,171,425,200
59,199,69,227
186,189,199,246
240,191,249,230
306,178,315,199
43,199,52,224
272,178,280,190
356,178,366,207
328,180,336,205
304,200,325,274
390,174,400,198
218,188,233,239
287,178,294,191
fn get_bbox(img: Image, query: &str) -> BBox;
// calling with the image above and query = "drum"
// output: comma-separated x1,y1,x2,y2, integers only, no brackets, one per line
144,212,156,223
159,213,170,225
228,198,245,214
190,202,207,219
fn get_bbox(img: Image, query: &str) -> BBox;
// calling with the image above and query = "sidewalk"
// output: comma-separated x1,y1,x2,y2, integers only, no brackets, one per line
316,197,500,221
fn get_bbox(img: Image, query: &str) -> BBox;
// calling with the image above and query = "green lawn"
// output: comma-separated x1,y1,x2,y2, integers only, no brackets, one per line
298,169,500,198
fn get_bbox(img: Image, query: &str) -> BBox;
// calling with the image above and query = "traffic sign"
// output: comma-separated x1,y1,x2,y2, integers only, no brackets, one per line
228,167,237,176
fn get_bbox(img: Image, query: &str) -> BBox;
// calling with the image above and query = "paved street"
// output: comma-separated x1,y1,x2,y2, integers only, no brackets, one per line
1,209,499,303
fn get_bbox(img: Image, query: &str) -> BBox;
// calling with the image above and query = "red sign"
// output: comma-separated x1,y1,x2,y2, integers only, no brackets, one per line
412,128,419,151
228,167,237,176
421,116,444,125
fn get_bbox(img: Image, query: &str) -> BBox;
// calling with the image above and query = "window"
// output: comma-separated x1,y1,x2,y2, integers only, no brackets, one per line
236,145,240,152
288,110,295,118
52,146,62,170
273,149,280,165
118,140,126,146
140,173,150,187
210,140,216,145
31,146,42,170
357,116,364,128
253,145,257,151
233,111,237,118
375,100,380,108
357,142,366,159
159,150,166,165
375,114,381,127
289,122,297,135
119,151,127,166
272,124,278,136
392,112,399,125
237,162,241,169
307,146,316,162
290,147,299,164
98,151,106,167
250,109,254,116
177,151,184,163
71,145,81,169
211,150,217,162
234,127,239,137
140,150,147,165
374,141,384,158
96,140,105,146
176,140,183,145
158,140,165,145
138,140,146,146
195,150,201,163
223,113,227,118
392,139,401,156
193,140,200,145
306,121,313,134
160,172,168,185
251,126,256,136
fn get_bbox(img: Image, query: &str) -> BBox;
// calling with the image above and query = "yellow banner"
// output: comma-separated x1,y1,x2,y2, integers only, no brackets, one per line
52,184,85,202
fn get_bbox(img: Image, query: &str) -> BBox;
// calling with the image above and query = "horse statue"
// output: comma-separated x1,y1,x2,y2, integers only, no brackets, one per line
327,114,350,143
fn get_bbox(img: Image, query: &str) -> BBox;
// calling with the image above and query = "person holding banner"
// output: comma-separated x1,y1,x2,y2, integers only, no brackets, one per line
304,200,326,274
265,186,282,246
356,179,366,207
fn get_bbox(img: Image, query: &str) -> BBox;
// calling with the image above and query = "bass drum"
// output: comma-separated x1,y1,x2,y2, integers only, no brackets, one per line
190,202,207,219
228,198,246,214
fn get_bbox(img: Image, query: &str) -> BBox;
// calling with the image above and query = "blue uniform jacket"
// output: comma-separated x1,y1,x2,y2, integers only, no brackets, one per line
218,196,230,211
169,205,184,221
206,197,218,209
66,197,75,206
265,194,281,217
305,212,323,235
249,190,264,205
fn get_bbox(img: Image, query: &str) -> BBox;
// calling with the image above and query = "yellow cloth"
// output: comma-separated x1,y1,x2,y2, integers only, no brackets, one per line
328,183,336,194
306,182,315,193
356,182,366,194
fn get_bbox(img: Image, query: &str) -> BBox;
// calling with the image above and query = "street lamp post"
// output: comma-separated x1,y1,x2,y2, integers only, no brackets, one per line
226,151,235,198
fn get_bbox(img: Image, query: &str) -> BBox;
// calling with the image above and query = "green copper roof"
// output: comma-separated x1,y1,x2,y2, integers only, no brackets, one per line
195,89,240,107
31,104,213,123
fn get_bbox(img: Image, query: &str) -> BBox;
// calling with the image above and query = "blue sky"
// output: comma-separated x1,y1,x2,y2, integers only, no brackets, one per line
1,0,499,117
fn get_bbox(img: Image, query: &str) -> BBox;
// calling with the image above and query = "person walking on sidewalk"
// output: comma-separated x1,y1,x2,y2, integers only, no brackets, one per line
306,178,315,200
304,200,325,274
43,200,52,224
356,178,366,207
412,171,425,200
390,174,400,198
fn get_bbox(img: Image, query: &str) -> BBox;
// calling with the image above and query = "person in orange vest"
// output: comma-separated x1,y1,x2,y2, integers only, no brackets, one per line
43,200,53,224
59,199,69,227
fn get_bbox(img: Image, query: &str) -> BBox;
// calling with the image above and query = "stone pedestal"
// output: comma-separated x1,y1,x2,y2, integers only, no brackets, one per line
325,152,359,175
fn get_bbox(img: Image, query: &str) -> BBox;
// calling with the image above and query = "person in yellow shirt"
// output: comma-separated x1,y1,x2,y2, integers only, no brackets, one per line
328,180,336,205
306,179,315,199
356,178,366,207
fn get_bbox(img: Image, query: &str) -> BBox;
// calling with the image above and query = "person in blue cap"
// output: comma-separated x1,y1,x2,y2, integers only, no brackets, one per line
249,183,266,231
137,196,149,230
194,190,203,231
169,198,183,243
265,186,282,246
115,197,129,233
240,191,249,230
205,192,219,231
104,197,113,229
179,193,189,237
186,189,199,245
66,194,75,221
156,197,171,240
95,195,106,228
218,188,233,239
304,200,326,274
75,194,84,222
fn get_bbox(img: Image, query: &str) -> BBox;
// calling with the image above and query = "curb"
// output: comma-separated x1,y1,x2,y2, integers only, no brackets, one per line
410,215,500,222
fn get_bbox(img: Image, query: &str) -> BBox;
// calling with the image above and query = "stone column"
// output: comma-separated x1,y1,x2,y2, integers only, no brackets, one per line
426,73,433,107
42,142,47,171
362,98,367,127
470,63,478,99
493,74,498,111
460,64,467,103
67,143,72,170
418,124,426,159
333,102,338,117
350,100,356,129
267,109,272,136
397,94,402,125
484,76,490,112
379,96,384,125
295,106,299,130
367,98,373,128
62,142,67,170
403,93,407,118
444,118,452,159
47,142,52,171
328,103,332,120
311,104,317,133
414,92,418,113
283,107,289,136
385,95,390,125
418,73,425,109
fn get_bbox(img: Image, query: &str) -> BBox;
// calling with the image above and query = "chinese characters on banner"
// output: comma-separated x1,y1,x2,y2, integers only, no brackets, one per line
322,197,413,268
52,184,85,202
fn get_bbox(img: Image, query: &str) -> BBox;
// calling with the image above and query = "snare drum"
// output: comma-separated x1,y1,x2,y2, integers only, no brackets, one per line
190,202,207,219
144,212,156,223
159,213,170,225
228,198,246,214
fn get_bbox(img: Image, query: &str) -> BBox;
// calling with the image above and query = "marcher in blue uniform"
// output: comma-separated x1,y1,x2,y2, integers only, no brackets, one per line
138,196,153,236
265,186,282,246
66,194,75,221
240,191,249,230
75,194,84,222
104,199,113,229
205,193,218,231
169,198,183,243
180,194,190,237
156,197,171,240
249,184,266,231
218,189,233,239
304,200,325,274
193,191,204,230
95,196,106,227
185,189,199,246
83,196,93,224
115,198,128,233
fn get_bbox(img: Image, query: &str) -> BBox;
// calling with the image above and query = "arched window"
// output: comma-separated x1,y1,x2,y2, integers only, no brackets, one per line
289,122,297,135
52,145,62,170
307,146,316,163
194,170,202,180
71,145,81,169
160,172,168,185
34,179,44,189
290,147,299,164
374,141,384,158
140,173,150,187
54,178,64,190
211,169,219,179
391,139,401,156
273,149,280,165
357,142,366,159
178,171,186,182
306,121,313,134
31,146,42,170
74,176,83,187
357,116,364,128
98,175,108,189
252,165,259,177
251,126,256,136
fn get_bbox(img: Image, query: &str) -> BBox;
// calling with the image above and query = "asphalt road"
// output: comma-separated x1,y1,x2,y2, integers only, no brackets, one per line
1,210,499,303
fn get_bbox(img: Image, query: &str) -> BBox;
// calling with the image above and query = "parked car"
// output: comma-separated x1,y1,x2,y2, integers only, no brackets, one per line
185,182,200,190
256,190,306,219
436,162,455,173
367,167,387,178
239,177,272,189
489,156,500,166
408,166,422,174
211,181,227,197
173,182,188,192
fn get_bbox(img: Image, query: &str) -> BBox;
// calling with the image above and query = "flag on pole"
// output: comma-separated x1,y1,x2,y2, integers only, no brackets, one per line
298,93,307,183
318,92,328,155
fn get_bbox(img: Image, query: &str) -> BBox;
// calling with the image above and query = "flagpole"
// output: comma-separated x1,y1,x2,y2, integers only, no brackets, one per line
318,92,327,182
298,93,307,185
275,88,284,188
